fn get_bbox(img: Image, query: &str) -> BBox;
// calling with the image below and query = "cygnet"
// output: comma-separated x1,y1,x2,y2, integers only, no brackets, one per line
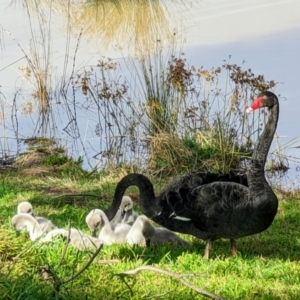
109,209,122,228
85,209,131,245
17,201,56,230
151,227,192,247
120,196,139,226
125,215,155,247
40,228,104,250
125,215,191,247
12,213,52,241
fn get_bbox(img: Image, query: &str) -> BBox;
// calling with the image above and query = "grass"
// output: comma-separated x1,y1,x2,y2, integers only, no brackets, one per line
1,169,300,299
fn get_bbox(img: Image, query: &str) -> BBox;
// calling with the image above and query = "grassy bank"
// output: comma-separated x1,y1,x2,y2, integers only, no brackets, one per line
0,169,300,299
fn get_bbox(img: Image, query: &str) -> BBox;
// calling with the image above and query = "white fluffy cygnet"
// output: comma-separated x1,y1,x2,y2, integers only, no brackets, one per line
125,215,191,247
12,213,52,241
17,201,56,230
40,228,104,250
85,209,131,245
109,209,122,228
119,196,139,226
125,215,155,246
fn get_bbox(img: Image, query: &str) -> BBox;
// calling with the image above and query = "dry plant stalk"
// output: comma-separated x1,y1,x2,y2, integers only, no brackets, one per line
116,265,224,300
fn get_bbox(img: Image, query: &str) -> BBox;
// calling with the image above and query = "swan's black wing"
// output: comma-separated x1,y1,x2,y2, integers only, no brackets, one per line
163,181,251,239
186,182,249,216
157,171,247,219
159,171,247,195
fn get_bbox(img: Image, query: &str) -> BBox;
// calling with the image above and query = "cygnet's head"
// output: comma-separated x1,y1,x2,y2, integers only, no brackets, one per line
17,201,34,216
120,196,133,218
85,210,107,237
12,213,36,232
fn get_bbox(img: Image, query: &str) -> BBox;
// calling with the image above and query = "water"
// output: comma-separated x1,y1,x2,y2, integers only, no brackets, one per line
1,0,300,188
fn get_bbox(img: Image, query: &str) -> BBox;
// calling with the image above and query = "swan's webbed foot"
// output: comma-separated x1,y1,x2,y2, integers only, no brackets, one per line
204,240,212,259
230,238,237,256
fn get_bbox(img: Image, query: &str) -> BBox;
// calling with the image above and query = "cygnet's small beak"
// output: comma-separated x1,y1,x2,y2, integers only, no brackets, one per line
91,230,97,238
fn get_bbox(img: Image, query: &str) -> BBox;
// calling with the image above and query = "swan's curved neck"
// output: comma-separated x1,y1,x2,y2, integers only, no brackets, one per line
105,174,157,220
248,103,279,185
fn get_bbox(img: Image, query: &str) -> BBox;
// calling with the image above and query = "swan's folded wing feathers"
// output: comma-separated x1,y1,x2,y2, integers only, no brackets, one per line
184,182,250,235
158,172,248,220
165,188,203,220
181,182,249,218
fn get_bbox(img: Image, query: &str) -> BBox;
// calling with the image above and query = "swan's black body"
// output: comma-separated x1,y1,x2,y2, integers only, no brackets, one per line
105,91,279,257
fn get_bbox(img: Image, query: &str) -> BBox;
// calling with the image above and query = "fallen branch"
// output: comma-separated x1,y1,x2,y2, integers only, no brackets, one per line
116,265,224,300
95,259,120,264
51,193,100,200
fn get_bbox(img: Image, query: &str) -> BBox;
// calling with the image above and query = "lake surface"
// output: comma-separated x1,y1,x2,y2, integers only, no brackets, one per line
1,0,300,188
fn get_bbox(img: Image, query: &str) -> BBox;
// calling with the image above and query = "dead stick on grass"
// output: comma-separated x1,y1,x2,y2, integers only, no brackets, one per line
116,265,224,300
51,193,100,200
95,259,119,264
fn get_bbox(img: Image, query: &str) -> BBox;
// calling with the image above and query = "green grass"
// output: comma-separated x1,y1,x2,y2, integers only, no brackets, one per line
1,170,300,299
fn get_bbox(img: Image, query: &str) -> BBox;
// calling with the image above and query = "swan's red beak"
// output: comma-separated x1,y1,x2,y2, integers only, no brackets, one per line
246,96,264,113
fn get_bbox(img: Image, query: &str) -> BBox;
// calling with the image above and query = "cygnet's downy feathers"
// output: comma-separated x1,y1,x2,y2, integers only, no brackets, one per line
12,213,52,241
126,215,191,247
40,228,104,249
120,196,139,226
17,201,56,230
86,209,131,245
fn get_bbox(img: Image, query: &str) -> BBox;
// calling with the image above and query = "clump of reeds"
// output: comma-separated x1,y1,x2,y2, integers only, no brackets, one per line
61,0,179,52
71,49,282,177
135,51,278,176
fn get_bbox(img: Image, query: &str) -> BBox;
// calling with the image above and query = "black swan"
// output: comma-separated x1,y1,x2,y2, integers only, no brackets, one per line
104,91,279,258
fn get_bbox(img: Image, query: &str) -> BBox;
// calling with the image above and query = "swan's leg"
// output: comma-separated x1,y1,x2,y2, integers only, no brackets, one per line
230,238,237,256
204,240,212,259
